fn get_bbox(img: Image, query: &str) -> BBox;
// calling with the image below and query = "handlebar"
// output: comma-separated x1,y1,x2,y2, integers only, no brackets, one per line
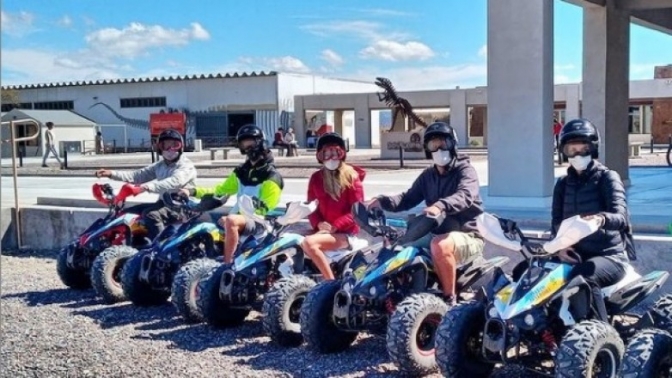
161,192,229,218
92,183,140,208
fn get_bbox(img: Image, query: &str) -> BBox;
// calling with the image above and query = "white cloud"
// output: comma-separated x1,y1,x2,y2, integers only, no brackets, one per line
360,40,434,62
231,55,311,74
265,56,311,73
347,64,487,91
478,44,487,58
85,22,211,59
57,15,73,28
320,49,344,67
1,10,37,36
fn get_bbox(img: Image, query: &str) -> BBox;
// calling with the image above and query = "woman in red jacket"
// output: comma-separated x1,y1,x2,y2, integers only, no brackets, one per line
300,133,365,280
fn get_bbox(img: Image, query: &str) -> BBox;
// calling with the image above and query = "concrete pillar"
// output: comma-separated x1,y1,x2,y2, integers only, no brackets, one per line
293,96,306,145
487,0,555,205
582,2,630,184
354,94,372,148
333,110,344,135
449,90,469,147
565,84,581,121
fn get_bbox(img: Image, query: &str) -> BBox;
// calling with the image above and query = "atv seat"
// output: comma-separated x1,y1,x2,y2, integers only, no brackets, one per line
325,236,369,264
456,256,510,292
601,263,641,298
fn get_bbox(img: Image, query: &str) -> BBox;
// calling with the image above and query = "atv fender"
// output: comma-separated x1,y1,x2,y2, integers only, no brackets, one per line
550,274,592,325
606,270,669,315
456,256,510,292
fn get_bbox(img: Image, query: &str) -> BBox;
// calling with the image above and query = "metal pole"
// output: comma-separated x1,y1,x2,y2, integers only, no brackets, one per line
124,125,128,153
650,136,654,154
9,121,22,247
398,146,404,168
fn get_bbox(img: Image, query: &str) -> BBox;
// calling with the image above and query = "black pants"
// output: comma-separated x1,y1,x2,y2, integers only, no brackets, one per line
512,255,626,322
125,200,182,241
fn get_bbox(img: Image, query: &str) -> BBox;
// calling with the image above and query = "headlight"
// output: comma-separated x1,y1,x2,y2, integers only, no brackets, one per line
369,286,377,296
524,314,535,327
488,305,499,318
251,267,257,276
343,282,352,292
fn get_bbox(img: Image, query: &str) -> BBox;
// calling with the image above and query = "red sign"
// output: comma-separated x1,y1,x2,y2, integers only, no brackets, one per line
150,113,186,136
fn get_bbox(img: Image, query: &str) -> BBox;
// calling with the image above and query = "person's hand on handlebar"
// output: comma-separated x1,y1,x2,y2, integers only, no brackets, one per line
582,214,605,228
95,169,112,178
364,197,380,210
557,248,581,264
423,205,442,218
177,188,191,199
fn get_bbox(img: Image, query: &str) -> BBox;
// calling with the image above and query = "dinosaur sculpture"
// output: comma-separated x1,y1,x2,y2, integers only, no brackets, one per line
89,102,151,130
375,77,427,132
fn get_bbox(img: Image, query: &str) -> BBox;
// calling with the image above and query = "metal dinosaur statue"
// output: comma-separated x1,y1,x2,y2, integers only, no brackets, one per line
375,77,427,132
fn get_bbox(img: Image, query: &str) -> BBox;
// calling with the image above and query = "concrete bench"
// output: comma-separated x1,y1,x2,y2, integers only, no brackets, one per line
272,145,298,157
210,147,233,160
629,142,643,158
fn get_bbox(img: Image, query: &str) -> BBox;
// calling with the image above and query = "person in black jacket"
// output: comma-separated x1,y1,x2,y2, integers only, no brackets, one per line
367,122,485,305
513,118,629,322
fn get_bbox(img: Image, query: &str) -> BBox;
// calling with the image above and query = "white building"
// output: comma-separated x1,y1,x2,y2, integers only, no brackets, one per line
1,71,379,149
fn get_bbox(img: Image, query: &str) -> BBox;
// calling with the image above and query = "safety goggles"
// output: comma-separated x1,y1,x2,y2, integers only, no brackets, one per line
158,139,182,151
426,137,454,153
238,138,258,152
562,141,591,158
317,145,345,161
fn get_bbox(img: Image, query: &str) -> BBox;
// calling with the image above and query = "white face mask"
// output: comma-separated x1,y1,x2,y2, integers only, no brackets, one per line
323,160,340,171
568,155,592,171
432,150,452,167
162,151,179,161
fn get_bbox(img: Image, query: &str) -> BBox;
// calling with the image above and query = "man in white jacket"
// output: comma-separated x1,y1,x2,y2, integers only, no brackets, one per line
42,122,64,168
95,129,197,240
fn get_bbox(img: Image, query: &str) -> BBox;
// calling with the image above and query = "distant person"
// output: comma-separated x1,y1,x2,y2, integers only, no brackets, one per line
283,127,299,156
553,117,562,151
41,121,64,169
95,131,105,155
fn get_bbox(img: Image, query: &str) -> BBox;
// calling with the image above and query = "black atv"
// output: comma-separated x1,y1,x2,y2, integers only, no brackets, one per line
435,212,672,378
299,203,509,376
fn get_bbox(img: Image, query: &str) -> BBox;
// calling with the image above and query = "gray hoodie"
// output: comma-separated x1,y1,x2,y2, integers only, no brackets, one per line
110,155,197,194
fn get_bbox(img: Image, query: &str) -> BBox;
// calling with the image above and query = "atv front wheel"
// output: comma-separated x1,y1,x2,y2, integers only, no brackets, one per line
196,265,250,328
262,275,317,347
386,293,449,376
56,244,91,289
621,328,672,378
299,280,357,354
90,245,137,303
435,300,494,378
171,258,219,323
554,320,624,378
120,252,170,306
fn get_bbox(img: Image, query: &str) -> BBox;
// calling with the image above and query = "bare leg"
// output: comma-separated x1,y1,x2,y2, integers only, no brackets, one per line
300,232,350,280
219,214,247,264
430,234,457,298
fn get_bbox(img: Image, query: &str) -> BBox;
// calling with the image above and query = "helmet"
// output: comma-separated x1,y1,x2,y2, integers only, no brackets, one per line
316,132,346,163
156,129,184,161
559,118,600,158
236,124,267,160
423,122,458,156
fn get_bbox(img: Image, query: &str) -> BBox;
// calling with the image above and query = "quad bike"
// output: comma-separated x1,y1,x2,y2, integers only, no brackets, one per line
119,192,242,308
621,327,672,377
299,203,509,374
57,183,149,290
261,202,396,347
435,212,672,378
197,195,363,329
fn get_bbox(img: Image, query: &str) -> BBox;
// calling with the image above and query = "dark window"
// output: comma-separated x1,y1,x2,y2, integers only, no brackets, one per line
2,102,35,112
119,96,166,108
33,101,74,110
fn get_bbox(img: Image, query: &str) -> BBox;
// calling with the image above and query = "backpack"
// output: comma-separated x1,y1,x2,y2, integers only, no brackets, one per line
557,168,637,261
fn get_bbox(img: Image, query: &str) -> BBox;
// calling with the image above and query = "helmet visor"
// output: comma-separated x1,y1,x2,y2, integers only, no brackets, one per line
239,138,258,152
426,136,454,153
562,141,591,157
317,145,345,161
158,139,182,151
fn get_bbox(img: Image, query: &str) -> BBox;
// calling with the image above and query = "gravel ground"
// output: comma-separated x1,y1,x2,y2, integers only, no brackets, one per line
0,249,534,378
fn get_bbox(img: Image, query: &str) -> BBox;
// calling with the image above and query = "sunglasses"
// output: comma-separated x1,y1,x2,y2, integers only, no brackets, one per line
563,142,591,158
158,140,182,151
317,145,345,161
426,137,454,153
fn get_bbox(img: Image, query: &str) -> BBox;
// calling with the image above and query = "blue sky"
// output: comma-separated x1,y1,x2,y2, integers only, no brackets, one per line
1,0,671,90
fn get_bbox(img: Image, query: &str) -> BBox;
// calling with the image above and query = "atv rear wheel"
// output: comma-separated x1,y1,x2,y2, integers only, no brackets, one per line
171,258,219,323
299,280,358,354
120,252,170,306
262,275,317,347
56,245,91,289
648,294,672,334
91,245,137,303
386,293,449,376
621,328,672,378
554,320,624,378
435,300,494,378
196,265,250,328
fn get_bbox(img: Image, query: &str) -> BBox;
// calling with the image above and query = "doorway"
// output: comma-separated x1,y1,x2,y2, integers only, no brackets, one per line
227,113,255,138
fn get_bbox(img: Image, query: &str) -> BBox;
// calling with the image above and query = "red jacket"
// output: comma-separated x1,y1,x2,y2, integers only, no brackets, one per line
307,165,366,234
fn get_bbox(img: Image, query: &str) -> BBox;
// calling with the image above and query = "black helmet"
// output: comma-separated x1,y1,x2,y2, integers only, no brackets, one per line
236,124,267,159
559,118,600,158
316,132,346,163
423,122,458,156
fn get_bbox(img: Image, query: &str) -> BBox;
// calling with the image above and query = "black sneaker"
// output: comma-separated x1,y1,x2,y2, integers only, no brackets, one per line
41,164,48,168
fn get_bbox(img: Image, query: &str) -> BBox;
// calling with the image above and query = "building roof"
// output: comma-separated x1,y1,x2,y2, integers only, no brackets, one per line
2,71,279,90
1,109,97,126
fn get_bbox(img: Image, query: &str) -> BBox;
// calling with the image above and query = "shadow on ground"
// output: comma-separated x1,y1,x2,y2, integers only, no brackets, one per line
1,287,97,307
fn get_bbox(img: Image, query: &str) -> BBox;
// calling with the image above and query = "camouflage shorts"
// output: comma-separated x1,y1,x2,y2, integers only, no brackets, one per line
409,231,485,265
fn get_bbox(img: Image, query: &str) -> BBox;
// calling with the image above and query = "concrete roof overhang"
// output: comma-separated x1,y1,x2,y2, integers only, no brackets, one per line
563,0,672,35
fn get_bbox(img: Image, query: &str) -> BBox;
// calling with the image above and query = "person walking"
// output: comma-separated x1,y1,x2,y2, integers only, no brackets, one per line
42,121,64,168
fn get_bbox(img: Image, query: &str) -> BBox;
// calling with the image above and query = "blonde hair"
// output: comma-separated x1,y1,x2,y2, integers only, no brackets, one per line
322,162,358,200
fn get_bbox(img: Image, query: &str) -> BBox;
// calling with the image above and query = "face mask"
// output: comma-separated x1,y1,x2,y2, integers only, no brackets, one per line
324,160,340,171
162,150,179,161
432,150,452,167
568,155,592,171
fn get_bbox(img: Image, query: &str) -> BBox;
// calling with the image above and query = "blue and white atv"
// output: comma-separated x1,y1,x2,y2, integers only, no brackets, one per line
435,212,672,378
197,195,375,330
300,203,509,376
